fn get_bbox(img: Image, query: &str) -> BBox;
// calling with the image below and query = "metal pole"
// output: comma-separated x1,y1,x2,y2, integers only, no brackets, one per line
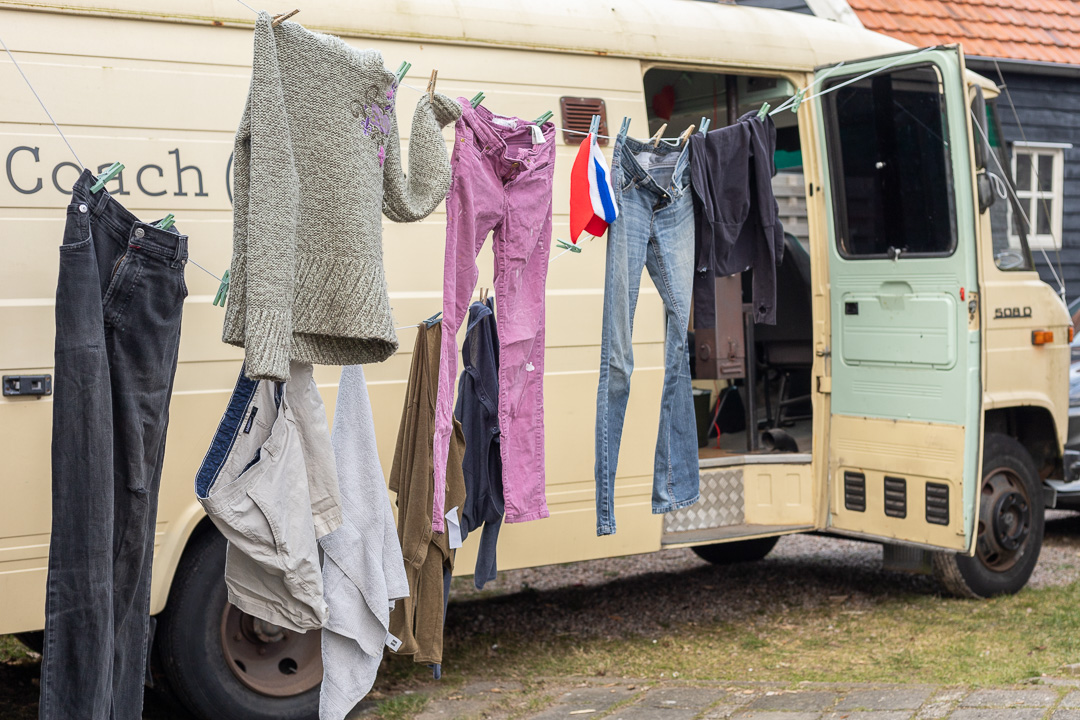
726,75,739,126
743,304,758,452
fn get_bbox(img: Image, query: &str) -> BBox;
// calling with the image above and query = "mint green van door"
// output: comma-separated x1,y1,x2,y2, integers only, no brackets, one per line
814,47,980,552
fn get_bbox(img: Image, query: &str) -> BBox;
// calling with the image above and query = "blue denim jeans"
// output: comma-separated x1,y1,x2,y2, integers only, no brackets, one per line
594,120,700,536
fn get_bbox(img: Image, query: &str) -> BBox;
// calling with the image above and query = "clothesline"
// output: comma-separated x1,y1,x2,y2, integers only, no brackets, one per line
2,4,990,299
0,29,229,285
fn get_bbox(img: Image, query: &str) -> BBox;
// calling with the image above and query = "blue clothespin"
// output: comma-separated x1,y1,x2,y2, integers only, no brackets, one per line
470,92,485,108
699,117,711,134
534,110,553,126
790,87,807,114
90,162,124,194
394,61,411,85
588,114,601,136
756,102,771,120
555,239,581,254
156,213,176,231
422,311,443,328
213,269,230,308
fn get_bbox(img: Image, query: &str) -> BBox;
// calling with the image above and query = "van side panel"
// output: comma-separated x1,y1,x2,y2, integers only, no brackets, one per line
0,9,666,634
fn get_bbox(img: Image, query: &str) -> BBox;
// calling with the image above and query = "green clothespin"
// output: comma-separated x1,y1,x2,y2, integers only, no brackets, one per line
213,269,230,308
588,114,601,136
90,162,124,194
156,213,175,231
790,87,807,114
555,239,581,253
534,110,553,126
699,117,711,134
470,92,485,108
394,61,411,85
756,102,771,120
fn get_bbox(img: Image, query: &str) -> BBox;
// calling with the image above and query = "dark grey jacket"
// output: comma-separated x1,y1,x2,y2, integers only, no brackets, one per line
690,112,785,327
454,298,504,590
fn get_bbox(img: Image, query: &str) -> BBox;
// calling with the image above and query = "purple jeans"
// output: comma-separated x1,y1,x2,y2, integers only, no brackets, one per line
432,100,556,531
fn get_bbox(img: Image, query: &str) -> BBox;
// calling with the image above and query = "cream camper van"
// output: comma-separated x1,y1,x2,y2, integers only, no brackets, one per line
0,1,1071,718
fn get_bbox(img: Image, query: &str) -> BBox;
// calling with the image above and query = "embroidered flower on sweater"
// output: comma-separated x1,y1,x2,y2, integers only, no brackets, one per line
351,82,396,141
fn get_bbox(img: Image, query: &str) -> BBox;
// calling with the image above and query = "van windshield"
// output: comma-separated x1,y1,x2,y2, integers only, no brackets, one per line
823,64,958,259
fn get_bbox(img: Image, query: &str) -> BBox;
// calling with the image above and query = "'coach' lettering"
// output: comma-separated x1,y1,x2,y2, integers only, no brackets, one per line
6,146,43,194
51,162,81,194
137,164,168,197
170,148,208,197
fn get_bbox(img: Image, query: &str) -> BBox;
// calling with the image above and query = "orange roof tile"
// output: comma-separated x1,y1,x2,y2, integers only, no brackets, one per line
846,0,1080,65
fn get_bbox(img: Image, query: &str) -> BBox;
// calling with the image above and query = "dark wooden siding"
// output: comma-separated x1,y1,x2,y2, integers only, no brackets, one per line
975,65,1080,294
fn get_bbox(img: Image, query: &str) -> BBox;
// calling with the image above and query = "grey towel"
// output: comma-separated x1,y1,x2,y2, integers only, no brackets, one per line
319,366,410,720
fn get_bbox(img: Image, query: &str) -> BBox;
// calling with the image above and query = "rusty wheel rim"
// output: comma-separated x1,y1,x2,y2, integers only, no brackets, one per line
219,602,322,697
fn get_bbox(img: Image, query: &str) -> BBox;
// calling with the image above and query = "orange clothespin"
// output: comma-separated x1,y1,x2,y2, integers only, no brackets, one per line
427,70,438,102
271,9,299,26
651,123,667,147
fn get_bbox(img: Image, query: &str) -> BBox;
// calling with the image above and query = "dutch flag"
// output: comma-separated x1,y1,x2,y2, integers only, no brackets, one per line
569,131,617,244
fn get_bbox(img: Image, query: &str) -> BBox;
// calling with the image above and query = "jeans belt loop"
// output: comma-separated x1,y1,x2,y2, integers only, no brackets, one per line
172,235,185,267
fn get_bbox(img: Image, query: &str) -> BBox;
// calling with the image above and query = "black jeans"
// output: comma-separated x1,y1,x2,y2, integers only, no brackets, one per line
40,169,187,720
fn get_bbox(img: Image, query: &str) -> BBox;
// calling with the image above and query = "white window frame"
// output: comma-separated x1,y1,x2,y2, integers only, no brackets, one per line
1008,141,1070,250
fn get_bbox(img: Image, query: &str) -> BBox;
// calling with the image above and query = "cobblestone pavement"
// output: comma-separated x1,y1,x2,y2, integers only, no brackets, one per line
356,678,1080,720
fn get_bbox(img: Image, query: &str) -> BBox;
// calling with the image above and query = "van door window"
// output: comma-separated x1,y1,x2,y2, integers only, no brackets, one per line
822,65,958,259
982,100,1034,271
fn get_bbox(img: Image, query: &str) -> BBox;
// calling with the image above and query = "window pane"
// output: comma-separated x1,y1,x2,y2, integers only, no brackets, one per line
988,101,1033,271
1037,199,1052,236
1015,153,1032,191
1012,206,1027,236
1038,154,1053,192
825,65,956,257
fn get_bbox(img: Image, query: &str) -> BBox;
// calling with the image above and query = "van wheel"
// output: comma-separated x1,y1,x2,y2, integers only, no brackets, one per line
155,526,321,720
932,433,1044,598
691,536,779,564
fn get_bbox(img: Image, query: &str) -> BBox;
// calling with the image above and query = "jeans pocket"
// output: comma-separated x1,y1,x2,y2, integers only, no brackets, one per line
233,479,290,558
59,203,92,252
101,249,142,323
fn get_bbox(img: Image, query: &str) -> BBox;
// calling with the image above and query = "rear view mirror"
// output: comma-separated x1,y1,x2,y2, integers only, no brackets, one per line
971,85,989,171
970,86,995,212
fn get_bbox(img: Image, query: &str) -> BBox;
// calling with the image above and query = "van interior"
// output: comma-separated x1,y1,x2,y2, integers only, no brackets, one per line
640,68,814,463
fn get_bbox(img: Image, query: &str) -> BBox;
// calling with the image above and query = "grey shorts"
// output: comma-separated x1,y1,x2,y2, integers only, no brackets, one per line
195,362,341,632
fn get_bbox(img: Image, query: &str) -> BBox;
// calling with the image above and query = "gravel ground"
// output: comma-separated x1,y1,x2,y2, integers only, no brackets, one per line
442,510,1080,642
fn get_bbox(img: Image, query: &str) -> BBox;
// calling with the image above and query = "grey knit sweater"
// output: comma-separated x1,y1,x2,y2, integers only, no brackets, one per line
224,12,461,381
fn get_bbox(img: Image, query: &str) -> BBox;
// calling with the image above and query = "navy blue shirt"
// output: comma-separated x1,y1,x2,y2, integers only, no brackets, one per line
454,297,504,589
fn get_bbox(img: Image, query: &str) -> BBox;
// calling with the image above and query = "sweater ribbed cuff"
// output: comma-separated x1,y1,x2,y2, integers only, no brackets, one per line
430,93,463,128
242,306,293,382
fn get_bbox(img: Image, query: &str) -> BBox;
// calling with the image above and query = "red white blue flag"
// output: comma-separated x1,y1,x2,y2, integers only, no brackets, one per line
569,131,617,244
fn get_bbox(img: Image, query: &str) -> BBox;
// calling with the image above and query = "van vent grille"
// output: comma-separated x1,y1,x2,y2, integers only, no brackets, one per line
560,97,608,146
884,476,907,518
926,482,950,525
844,471,866,512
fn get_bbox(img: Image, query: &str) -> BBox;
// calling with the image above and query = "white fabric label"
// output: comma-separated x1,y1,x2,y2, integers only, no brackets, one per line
529,124,546,144
385,632,402,651
446,506,463,549
491,117,517,128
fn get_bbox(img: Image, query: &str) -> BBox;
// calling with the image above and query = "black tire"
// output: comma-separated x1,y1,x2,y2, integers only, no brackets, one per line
155,526,321,720
932,433,1044,598
691,535,779,564
14,631,44,654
